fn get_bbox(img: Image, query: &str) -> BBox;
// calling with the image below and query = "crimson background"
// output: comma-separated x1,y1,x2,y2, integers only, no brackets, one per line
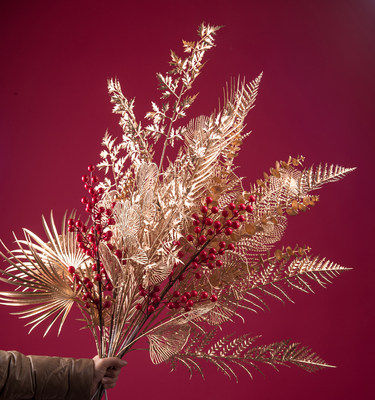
0,0,374,399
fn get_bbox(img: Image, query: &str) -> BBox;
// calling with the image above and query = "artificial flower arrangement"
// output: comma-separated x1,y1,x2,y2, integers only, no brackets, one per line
0,24,353,399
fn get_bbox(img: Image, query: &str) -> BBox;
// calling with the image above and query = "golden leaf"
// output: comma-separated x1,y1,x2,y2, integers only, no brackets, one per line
245,224,256,235
148,324,191,364
274,249,283,261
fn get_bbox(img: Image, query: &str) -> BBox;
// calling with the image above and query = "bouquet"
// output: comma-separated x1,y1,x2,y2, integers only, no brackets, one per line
0,24,353,399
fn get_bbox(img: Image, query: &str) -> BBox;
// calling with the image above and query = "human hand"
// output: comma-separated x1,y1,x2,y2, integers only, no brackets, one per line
91,356,127,395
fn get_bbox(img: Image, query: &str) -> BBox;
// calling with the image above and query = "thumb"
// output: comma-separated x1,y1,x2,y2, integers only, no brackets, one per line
100,357,127,369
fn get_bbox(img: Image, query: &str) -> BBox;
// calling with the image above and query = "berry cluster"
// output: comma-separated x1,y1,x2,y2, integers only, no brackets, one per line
67,165,116,257
166,289,218,312
67,264,113,310
136,284,161,313
66,165,117,311
165,194,256,313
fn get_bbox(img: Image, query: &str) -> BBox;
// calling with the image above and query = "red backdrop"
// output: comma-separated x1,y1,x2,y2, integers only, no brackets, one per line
0,0,374,399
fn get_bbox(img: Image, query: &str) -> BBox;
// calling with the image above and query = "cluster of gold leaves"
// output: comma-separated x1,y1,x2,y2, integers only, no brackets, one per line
0,23,354,383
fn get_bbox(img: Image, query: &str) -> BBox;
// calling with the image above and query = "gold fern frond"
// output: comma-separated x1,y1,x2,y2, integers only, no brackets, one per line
170,330,334,381
246,254,350,308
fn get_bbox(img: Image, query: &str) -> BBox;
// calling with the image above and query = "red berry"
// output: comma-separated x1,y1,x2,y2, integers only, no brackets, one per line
227,243,235,250
81,197,88,204
191,290,198,297
238,203,246,211
228,202,236,210
192,262,199,269
136,304,143,310
192,213,200,220
219,241,226,248
177,251,184,258
216,260,223,267
152,296,161,304
206,196,213,204
88,164,95,172
211,206,219,213
194,226,201,234
148,305,155,313
105,283,113,291
83,277,90,284
213,221,221,228
82,294,88,301
210,294,218,302
187,234,194,242
115,250,122,259
238,215,246,222
201,206,208,214
180,295,187,303
184,306,191,312
73,273,80,282
103,300,111,308
76,233,83,242
207,262,214,269
86,281,93,289
84,302,90,309
225,220,233,227
68,266,75,274
167,302,175,309
97,188,104,195
232,221,240,229
186,300,194,307
204,217,213,226
200,250,207,258
249,195,256,202
183,291,191,299
195,272,202,279
200,291,208,299
94,273,102,281
225,227,233,236
82,175,89,183
232,210,239,217
108,218,115,225
193,220,200,226
209,248,217,254
198,235,207,245
222,210,229,217
178,274,185,281
246,205,254,213
173,291,180,298
78,243,86,250
218,249,225,255
208,253,216,260
91,176,99,183
207,228,214,235
153,285,160,293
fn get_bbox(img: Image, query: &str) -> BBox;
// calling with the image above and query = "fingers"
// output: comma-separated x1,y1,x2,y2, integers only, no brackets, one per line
92,355,127,391
102,376,117,389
